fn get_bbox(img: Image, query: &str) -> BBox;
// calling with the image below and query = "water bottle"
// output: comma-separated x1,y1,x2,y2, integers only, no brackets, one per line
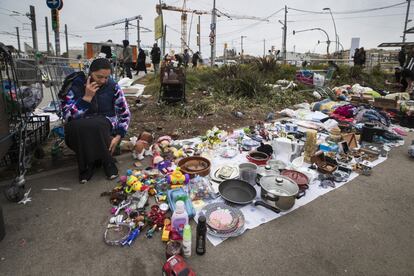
196,215,207,255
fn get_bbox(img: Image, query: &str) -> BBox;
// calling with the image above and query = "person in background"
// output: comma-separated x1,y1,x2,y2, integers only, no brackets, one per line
402,68,414,99
192,51,201,68
62,58,131,183
398,46,406,67
150,43,161,75
122,40,133,79
100,39,112,59
183,49,190,68
353,48,360,65
359,47,366,66
135,48,147,76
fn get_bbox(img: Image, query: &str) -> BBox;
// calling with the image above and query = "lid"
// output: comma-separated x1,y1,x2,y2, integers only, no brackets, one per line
175,200,185,213
257,165,279,177
183,224,191,240
259,175,299,196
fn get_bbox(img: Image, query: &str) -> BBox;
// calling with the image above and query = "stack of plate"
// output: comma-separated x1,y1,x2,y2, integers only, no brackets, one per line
200,203,245,238
209,166,240,194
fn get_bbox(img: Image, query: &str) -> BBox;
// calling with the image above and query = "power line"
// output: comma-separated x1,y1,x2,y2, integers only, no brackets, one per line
288,1,406,15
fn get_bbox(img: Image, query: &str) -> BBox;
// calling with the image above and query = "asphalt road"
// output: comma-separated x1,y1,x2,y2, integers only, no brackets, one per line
0,133,413,276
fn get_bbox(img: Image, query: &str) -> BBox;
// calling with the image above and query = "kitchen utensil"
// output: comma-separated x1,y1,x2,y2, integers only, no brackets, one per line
259,175,305,211
246,151,270,166
256,165,279,185
238,162,258,186
281,169,309,191
178,156,211,177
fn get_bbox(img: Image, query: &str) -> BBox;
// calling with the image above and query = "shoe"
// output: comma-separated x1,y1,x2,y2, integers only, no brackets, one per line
103,161,118,180
79,164,95,184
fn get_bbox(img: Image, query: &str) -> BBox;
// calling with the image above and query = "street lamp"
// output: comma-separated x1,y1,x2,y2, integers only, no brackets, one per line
293,28,331,57
323,7,339,54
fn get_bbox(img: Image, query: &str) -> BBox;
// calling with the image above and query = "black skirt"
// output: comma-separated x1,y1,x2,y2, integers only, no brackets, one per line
65,116,114,171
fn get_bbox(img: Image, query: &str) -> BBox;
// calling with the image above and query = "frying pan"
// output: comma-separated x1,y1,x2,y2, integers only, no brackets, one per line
219,179,280,213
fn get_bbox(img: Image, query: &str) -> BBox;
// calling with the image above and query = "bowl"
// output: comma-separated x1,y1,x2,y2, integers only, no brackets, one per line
177,156,211,177
246,151,270,166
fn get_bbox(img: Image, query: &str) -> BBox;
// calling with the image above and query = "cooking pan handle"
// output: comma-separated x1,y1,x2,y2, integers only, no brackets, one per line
300,184,309,191
254,201,280,213
296,190,306,199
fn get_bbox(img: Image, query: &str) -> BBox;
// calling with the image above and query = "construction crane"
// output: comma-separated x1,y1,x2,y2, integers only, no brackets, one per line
156,1,269,53
95,15,143,41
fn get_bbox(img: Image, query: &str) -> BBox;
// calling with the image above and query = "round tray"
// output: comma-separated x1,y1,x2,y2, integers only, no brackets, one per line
210,166,239,183
201,203,245,238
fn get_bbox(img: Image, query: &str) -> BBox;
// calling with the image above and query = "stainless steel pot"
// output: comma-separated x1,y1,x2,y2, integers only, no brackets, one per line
259,175,305,211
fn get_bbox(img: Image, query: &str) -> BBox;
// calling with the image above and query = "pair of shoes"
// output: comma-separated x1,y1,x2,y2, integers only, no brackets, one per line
103,161,118,180
79,163,95,184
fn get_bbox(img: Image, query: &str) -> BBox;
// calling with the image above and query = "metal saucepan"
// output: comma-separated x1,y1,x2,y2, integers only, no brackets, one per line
219,179,280,213
259,175,305,211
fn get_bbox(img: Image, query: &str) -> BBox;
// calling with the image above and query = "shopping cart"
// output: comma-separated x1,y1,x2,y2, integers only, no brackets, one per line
0,43,49,201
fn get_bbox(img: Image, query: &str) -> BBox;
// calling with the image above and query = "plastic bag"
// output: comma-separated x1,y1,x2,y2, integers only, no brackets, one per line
188,176,216,201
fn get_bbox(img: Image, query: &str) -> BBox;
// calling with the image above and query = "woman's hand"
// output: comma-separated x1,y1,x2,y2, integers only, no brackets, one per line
83,76,99,102
109,135,121,154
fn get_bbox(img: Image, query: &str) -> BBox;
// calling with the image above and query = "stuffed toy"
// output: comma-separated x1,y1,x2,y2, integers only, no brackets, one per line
133,132,153,160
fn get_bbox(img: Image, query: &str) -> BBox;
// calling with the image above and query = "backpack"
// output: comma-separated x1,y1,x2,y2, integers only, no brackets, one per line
58,71,85,100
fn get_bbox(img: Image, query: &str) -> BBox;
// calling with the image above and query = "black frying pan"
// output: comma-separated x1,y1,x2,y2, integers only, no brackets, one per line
219,179,280,213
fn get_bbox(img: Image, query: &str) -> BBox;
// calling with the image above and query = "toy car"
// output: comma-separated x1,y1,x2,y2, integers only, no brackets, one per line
162,255,196,276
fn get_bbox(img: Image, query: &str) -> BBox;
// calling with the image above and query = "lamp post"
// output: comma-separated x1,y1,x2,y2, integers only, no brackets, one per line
323,8,338,54
293,28,331,57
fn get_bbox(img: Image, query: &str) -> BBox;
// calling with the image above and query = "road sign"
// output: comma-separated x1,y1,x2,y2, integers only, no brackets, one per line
210,23,216,31
46,0,61,9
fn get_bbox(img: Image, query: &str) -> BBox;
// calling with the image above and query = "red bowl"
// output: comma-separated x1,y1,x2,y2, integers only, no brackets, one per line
246,151,270,166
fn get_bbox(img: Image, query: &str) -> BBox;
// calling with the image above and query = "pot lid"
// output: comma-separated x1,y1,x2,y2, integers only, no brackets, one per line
260,175,299,196
257,165,279,177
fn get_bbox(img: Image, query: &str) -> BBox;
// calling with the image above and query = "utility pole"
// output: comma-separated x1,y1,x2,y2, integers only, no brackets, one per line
198,15,201,53
263,39,266,56
64,24,69,57
45,17,50,55
241,35,246,61
51,9,60,56
283,5,287,64
403,0,412,43
210,0,217,67
16,27,21,54
137,19,140,49
163,24,167,56
29,5,38,53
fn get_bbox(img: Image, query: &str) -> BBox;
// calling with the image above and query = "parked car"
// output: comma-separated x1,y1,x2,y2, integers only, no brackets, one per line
213,59,237,67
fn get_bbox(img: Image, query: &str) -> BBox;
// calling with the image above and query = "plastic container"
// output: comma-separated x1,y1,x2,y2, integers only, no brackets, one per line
171,200,189,237
182,224,192,257
238,163,257,186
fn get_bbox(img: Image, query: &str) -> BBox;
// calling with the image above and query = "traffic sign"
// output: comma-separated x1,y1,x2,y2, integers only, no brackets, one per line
46,0,61,9
210,23,216,31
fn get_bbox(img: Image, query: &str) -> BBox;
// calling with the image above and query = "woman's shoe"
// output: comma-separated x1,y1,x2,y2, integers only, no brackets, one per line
103,161,118,180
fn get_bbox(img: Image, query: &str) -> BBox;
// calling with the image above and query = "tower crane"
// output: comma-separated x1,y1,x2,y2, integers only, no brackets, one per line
156,1,269,53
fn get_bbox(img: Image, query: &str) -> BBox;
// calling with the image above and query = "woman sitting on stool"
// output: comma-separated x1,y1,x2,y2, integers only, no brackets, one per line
62,58,131,183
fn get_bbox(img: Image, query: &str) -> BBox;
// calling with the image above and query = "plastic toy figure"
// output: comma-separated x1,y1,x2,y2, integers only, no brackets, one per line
162,218,171,242
162,255,196,276
166,167,190,187
125,175,143,193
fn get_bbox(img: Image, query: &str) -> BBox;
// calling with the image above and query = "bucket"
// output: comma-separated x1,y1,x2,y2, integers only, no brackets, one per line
239,163,257,186
0,205,5,241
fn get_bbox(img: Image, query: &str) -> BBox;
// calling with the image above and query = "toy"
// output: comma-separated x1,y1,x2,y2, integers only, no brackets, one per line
121,224,143,246
166,167,190,187
125,175,143,193
167,188,196,218
133,132,153,160
158,160,173,174
162,255,196,276
162,218,171,242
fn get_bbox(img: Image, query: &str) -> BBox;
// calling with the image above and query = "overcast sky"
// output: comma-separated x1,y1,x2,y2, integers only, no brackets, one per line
0,0,412,56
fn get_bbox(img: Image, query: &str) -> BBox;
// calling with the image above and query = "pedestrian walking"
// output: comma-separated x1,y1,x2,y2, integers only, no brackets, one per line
353,48,360,65
192,51,201,68
135,48,147,76
398,46,406,67
122,40,133,79
150,43,161,75
183,49,190,68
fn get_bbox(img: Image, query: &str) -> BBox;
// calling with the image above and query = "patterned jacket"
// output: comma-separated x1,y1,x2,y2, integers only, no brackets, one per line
61,75,131,137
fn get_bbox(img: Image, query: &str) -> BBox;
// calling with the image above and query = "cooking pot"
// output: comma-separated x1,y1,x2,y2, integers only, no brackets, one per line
259,175,305,211
246,151,270,166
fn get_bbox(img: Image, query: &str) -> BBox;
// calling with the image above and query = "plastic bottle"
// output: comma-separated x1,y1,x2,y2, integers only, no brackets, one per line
182,224,192,257
171,200,189,237
196,215,207,255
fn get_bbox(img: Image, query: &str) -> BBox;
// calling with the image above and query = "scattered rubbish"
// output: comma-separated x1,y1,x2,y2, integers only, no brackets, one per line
17,188,32,205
